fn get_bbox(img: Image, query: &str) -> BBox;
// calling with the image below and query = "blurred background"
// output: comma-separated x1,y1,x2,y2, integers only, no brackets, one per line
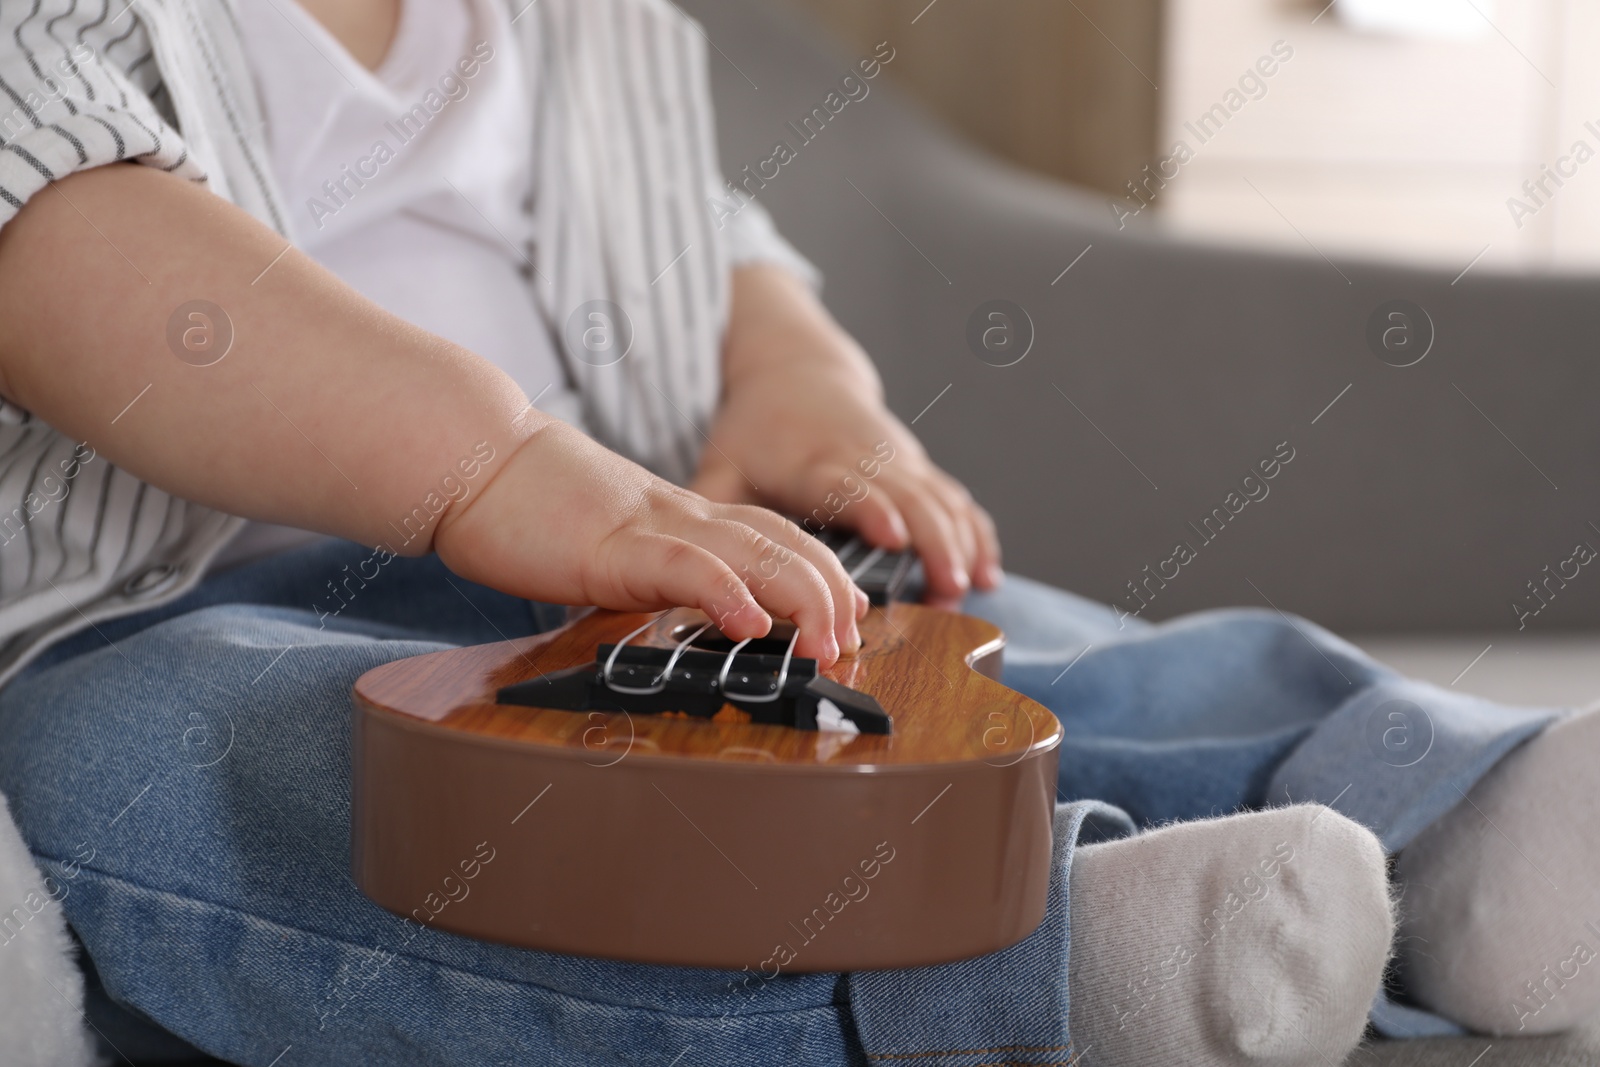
683,0,1600,708
791,0,1600,270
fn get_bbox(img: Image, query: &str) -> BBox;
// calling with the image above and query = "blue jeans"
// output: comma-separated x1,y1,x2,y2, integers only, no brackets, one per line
0,540,1559,1065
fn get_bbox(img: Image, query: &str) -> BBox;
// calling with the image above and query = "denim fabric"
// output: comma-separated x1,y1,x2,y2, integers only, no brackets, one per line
962,576,1558,1043
0,544,1561,1064
847,801,1135,1067
968,583,1555,849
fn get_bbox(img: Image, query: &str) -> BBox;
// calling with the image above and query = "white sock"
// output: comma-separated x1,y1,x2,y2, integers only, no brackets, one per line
1068,804,1393,1067
1397,706,1600,1035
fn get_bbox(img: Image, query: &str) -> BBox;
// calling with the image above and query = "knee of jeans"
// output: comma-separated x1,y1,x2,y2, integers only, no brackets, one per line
964,573,1137,651
117,602,449,689
1170,606,1362,667
139,601,344,651
0,604,442,813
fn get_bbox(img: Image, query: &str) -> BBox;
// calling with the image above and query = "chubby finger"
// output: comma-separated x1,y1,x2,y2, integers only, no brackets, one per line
880,474,969,600
626,533,773,641
839,484,911,552
966,494,1003,589
928,474,1002,590
697,519,841,665
796,463,910,552
739,507,866,651
926,477,979,578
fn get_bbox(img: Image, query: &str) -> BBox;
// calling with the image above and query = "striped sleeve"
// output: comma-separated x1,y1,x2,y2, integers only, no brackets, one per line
709,177,823,292
0,0,205,225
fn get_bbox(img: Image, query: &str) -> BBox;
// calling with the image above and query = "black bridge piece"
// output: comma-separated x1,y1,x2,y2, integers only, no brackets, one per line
497,643,891,734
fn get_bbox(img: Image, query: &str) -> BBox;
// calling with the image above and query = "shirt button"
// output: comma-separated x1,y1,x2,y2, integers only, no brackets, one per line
123,562,180,598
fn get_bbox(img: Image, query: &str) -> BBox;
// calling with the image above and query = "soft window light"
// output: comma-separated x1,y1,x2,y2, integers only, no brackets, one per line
1337,0,1494,40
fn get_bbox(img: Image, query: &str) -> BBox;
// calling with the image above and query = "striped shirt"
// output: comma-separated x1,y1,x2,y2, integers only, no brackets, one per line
0,0,816,686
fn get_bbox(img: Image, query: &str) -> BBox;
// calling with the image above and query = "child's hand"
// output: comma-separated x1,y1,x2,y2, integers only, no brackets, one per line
691,265,1002,606
691,372,998,608
433,418,867,665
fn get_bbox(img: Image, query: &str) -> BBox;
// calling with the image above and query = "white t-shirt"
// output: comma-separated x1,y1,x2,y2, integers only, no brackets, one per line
221,0,584,567
237,0,581,417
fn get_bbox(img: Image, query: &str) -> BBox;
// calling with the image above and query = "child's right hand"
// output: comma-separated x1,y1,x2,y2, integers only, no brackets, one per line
433,418,867,666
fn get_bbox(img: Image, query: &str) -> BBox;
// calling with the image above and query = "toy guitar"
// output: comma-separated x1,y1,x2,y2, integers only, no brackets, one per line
350,535,1061,972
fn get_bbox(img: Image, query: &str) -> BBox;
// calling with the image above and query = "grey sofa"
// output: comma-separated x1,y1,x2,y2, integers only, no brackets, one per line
685,0,1600,639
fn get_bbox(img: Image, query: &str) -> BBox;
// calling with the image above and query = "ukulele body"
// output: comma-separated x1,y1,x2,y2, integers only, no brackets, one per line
351,602,1062,972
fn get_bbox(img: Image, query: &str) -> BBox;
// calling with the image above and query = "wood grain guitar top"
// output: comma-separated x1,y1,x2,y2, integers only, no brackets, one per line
356,603,1063,768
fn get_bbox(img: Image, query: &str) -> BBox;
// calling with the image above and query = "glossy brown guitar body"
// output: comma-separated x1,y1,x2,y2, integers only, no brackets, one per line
351,602,1062,972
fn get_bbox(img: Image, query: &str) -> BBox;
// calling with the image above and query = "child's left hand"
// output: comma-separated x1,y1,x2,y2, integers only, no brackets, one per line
690,265,1001,605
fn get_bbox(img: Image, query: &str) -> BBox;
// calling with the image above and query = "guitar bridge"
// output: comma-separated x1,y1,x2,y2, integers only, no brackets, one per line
497,620,891,734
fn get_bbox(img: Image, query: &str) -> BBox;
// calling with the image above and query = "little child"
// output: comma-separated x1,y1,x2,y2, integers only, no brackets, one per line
0,1,1592,1064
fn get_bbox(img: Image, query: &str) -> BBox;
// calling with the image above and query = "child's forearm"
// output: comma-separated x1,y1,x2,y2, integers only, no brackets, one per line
0,164,866,661
722,264,883,401
0,163,540,553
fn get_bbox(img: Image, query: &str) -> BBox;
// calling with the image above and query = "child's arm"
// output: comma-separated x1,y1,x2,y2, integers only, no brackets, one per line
692,264,1002,605
0,164,862,661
